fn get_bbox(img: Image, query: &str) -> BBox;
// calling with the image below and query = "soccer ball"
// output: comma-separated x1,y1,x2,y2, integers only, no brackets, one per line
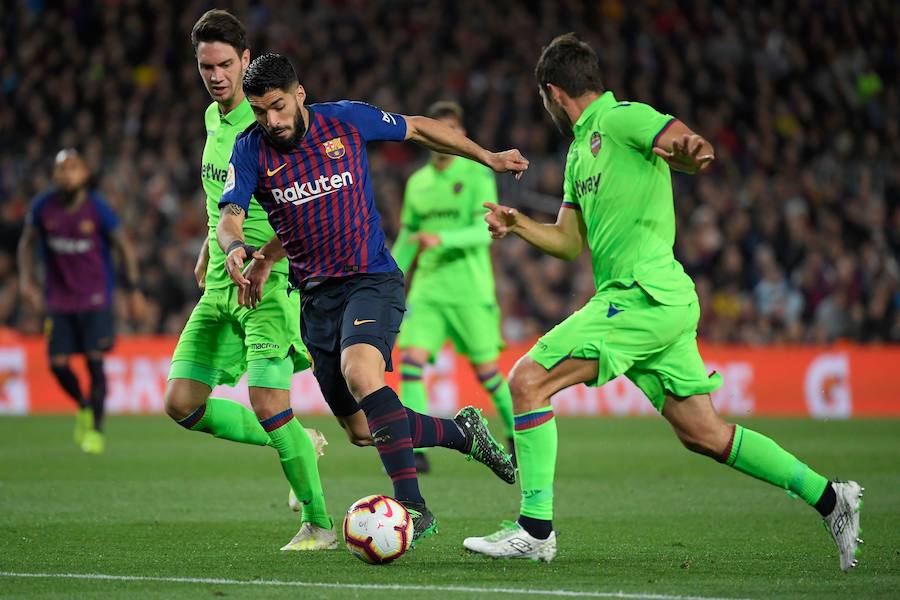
343,495,413,564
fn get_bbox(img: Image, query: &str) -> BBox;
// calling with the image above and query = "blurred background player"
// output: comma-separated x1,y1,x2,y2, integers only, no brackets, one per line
162,10,335,552
217,53,523,542
465,33,862,571
393,101,515,474
17,149,144,453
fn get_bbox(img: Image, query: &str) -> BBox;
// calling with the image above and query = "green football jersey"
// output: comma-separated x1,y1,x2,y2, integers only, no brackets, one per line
201,99,288,290
563,91,697,306
394,157,498,305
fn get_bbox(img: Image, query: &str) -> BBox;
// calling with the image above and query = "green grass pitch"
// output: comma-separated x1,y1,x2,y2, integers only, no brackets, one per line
1,415,898,599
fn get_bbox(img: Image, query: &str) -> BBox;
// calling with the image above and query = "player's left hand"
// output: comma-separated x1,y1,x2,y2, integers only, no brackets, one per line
486,149,529,180
128,290,147,323
409,232,441,251
483,202,519,239
653,134,714,174
239,258,274,309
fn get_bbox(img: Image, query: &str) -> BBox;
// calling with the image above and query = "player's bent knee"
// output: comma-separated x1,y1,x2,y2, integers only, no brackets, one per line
163,379,205,422
342,365,384,400
674,422,730,458
508,360,549,412
247,384,290,421
49,355,70,369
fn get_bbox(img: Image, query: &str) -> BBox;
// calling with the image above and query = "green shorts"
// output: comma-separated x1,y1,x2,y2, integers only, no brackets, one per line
397,300,503,365
168,272,310,388
528,283,721,412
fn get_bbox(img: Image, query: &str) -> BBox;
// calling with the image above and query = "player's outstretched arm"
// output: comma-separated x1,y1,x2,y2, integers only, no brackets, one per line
216,203,264,289
403,116,529,179
652,120,715,174
484,202,586,260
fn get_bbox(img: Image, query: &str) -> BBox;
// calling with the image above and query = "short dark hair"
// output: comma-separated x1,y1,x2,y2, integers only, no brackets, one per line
191,9,248,54
243,53,298,97
426,100,464,125
534,33,604,97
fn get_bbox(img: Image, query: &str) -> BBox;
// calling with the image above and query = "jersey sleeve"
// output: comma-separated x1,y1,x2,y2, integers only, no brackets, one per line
602,102,675,154
337,101,407,143
218,135,259,214
92,194,121,235
561,144,580,210
26,194,46,229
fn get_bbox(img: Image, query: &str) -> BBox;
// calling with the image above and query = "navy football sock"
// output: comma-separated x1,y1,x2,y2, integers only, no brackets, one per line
405,408,466,451
50,364,87,409
87,358,106,432
360,386,424,505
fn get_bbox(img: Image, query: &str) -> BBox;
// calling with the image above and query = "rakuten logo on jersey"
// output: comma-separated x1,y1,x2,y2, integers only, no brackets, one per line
272,172,354,205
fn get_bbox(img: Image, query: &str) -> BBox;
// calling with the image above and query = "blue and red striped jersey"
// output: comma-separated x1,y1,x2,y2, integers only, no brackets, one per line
219,100,407,287
28,189,119,313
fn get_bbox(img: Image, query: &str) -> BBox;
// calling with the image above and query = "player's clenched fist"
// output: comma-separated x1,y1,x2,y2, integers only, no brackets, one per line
483,202,519,239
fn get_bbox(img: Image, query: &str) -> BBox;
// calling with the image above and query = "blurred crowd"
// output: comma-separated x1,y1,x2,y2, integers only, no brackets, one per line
1,0,897,343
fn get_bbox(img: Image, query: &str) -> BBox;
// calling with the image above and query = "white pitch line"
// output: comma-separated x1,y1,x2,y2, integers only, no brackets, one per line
0,571,751,600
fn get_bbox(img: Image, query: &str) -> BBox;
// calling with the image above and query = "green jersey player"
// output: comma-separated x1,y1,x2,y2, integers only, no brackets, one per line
162,10,335,551
393,101,515,474
464,34,862,571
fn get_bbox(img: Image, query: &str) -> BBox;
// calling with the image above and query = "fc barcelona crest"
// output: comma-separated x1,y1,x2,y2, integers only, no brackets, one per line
590,131,602,156
323,138,345,159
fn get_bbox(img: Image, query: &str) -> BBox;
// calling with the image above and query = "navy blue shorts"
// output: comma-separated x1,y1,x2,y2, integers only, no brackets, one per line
46,309,115,357
299,271,405,417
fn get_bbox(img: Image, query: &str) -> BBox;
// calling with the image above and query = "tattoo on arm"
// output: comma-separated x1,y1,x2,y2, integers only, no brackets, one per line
222,203,245,217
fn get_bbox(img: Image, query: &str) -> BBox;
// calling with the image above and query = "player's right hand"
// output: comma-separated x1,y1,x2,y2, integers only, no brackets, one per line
239,258,273,309
19,281,42,312
225,245,265,289
486,149,529,180
483,202,519,239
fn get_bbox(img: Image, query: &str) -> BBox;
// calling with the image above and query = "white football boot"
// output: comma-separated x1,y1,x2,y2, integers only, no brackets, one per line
824,480,864,572
280,522,338,551
288,428,328,511
463,520,557,562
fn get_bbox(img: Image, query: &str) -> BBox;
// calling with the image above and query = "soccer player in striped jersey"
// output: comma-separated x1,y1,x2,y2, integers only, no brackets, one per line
217,53,526,542
17,149,145,454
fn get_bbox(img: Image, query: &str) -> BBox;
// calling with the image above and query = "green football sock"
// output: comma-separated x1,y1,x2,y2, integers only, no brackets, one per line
264,410,332,529
180,397,270,446
724,425,829,506
514,407,557,520
481,373,514,438
400,360,428,454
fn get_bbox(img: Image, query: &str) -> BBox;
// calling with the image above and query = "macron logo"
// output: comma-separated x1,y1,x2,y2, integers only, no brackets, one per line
272,171,354,205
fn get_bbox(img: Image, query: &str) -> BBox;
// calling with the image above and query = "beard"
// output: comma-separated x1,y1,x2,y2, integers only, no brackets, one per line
548,103,574,138
264,112,307,152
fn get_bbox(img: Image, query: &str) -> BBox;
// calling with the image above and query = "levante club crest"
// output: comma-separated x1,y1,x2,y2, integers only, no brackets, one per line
323,138,346,159
590,131,602,156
